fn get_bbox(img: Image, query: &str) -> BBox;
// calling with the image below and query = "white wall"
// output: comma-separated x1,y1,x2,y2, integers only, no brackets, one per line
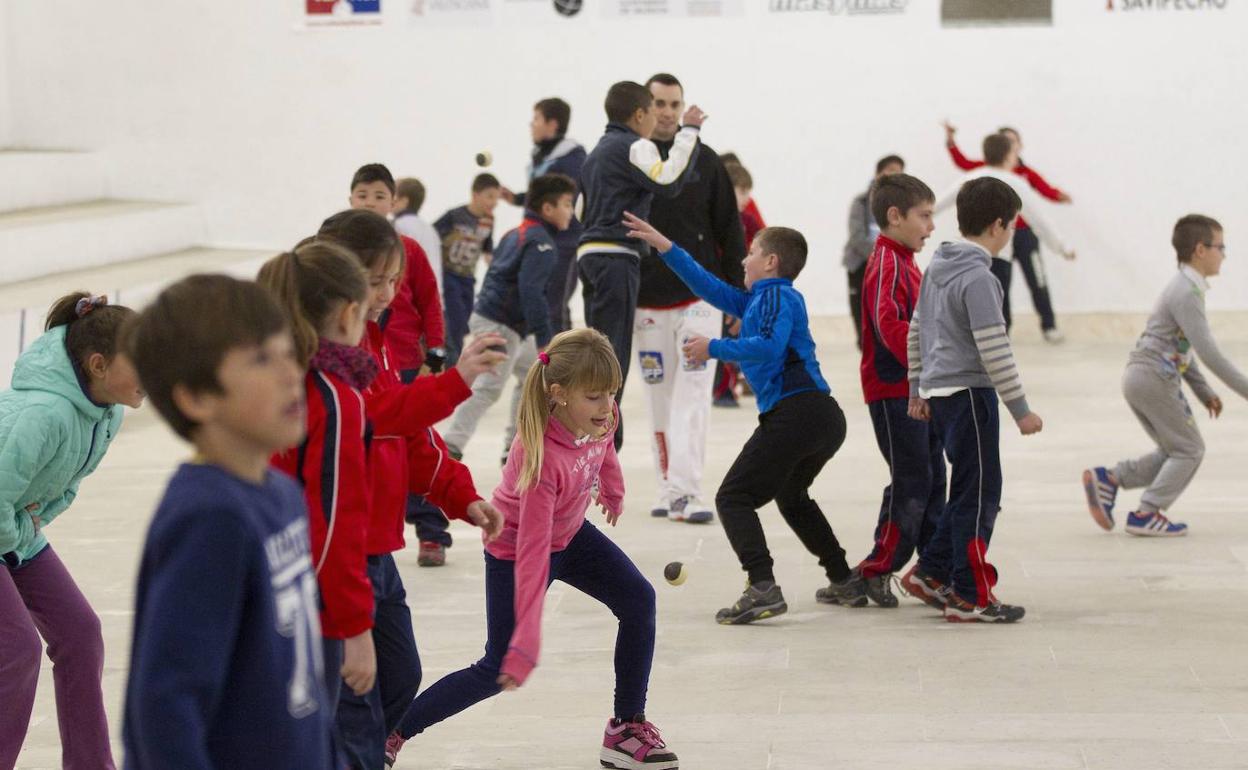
6,0,1247,313
0,2,12,147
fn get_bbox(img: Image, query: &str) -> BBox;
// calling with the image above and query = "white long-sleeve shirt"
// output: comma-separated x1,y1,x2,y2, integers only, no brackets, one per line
934,165,1071,259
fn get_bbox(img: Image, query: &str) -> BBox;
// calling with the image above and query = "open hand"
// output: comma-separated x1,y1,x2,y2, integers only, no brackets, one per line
908,397,930,422
1017,412,1044,435
1206,396,1223,419
467,500,504,541
681,335,712,366
455,334,510,386
942,119,957,144
623,212,673,253
599,503,621,527
497,673,519,691
682,105,707,128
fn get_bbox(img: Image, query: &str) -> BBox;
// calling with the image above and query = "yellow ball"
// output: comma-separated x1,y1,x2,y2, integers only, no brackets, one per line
475,151,493,168
664,561,687,586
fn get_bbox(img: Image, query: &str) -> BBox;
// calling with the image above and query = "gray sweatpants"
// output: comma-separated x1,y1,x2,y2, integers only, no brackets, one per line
1114,363,1205,513
441,313,538,454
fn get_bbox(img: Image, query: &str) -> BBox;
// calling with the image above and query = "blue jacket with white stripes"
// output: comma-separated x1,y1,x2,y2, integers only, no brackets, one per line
658,243,830,415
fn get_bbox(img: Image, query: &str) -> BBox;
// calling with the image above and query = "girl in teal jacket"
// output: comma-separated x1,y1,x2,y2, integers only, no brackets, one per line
0,293,142,770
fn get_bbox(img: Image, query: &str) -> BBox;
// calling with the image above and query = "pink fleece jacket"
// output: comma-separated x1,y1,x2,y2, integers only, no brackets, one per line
485,412,624,685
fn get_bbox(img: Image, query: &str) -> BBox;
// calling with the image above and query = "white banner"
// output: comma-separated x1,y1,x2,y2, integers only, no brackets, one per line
409,0,493,26
601,0,745,18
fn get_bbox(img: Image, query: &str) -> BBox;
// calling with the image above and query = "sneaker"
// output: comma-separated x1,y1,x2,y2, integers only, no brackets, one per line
668,495,714,524
1043,328,1066,344
417,541,446,567
863,571,899,608
1125,510,1187,537
944,592,1025,623
650,499,670,518
600,716,679,769
899,565,950,610
715,581,787,625
1082,467,1118,531
384,731,406,767
815,573,868,607
713,393,740,408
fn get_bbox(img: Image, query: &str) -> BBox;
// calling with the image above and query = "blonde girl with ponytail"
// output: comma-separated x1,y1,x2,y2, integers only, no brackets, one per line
386,328,682,770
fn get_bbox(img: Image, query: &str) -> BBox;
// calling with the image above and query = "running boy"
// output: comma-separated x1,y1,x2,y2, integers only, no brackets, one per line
1083,215,1248,536
123,274,333,768
437,173,500,364
906,176,1043,623
625,212,857,625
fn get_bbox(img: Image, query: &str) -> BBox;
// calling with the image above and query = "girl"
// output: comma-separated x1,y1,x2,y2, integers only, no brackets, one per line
1,292,143,770
387,328,679,770
260,241,379,765
315,209,505,768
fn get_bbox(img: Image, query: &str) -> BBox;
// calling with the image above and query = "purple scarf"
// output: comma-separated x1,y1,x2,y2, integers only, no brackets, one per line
309,338,379,391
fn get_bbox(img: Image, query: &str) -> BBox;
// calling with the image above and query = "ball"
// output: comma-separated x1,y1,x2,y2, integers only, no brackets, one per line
475,151,492,168
663,561,687,586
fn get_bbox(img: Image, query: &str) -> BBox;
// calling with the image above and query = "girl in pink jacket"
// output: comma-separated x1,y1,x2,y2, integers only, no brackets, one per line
387,328,678,770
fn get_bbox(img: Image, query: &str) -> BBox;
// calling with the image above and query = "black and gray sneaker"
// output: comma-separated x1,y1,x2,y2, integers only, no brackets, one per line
715,581,787,625
945,593,1025,623
863,572,899,608
815,574,868,607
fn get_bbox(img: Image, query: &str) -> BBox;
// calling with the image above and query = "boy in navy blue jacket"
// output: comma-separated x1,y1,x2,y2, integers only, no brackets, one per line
443,174,577,462
578,81,705,450
122,275,334,769
626,213,858,625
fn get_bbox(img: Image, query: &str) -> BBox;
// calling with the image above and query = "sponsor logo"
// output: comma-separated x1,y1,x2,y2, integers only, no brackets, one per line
306,0,380,16
639,351,665,384
1107,0,1227,9
769,0,907,14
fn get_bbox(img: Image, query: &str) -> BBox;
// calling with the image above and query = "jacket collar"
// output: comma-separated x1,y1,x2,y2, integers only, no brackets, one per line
876,234,915,259
309,338,379,391
750,277,792,293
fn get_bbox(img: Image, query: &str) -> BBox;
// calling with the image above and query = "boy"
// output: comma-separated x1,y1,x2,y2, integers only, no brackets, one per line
625,212,858,625
500,97,587,335
578,81,704,450
437,173,500,365
442,174,577,464
935,134,1075,335
122,274,333,768
713,160,762,410
837,172,946,609
843,155,905,350
1083,215,1248,537
394,177,443,294
907,176,1044,623
350,163,447,377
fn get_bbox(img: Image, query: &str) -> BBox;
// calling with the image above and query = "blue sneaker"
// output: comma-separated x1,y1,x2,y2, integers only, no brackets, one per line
1082,467,1118,531
1125,510,1187,537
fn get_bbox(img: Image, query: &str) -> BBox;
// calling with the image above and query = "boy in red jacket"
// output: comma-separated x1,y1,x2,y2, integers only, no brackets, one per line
837,173,948,609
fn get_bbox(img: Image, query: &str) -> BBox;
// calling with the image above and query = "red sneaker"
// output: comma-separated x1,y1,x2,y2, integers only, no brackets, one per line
417,541,446,567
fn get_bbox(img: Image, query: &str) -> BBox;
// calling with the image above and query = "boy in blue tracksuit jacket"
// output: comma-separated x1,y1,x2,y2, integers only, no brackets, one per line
625,213,859,626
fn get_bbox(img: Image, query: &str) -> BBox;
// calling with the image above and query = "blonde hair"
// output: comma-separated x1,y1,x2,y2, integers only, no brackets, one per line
515,328,622,490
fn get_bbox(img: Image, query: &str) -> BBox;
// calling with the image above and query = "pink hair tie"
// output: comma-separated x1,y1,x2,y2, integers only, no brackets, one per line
538,352,551,366
74,295,107,319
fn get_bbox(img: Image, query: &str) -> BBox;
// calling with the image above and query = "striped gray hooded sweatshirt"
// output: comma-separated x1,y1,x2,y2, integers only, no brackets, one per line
907,240,1030,420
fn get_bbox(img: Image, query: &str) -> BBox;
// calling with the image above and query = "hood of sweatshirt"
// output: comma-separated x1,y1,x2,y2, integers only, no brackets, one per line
925,240,993,289
11,325,109,421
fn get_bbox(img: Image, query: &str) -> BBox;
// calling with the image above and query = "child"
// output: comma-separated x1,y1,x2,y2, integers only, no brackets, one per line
906,176,1043,623
1,293,141,770
258,242,378,765
442,173,577,465
436,173,500,365
122,275,333,768
394,176,444,294
350,163,447,378
625,212,857,625
841,172,945,609
713,160,762,409
578,81,704,450
842,155,905,351
315,210,505,766
727,161,763,249
388,329,679,770
1082,215,1248,537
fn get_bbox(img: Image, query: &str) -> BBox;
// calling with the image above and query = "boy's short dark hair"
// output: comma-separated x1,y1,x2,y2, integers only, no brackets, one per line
126,274,287,441
351,163,396,195
875,154,905,175
534,98,571,136
1172,214,1223,263
726,162,753,191
956,177,1022,237
604,81,653,124
755,227,808,280
527,173,577,213
644,72,683,92
982,134,1013,166
870,173,934,228
395,177,426,215
472,173,500,194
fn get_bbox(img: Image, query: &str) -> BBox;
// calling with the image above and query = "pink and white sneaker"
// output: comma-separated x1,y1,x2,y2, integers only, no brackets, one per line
599,716,679,769
383,731,406,767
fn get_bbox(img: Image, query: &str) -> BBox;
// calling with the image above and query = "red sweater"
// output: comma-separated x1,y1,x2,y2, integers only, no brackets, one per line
384,236,446,372
859,235,921,403
272,368,374,639
360,322,481,554
947,142,1065,230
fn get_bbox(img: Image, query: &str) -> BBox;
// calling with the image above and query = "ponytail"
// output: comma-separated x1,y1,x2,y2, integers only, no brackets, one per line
256,242,369,368
45,292,134,370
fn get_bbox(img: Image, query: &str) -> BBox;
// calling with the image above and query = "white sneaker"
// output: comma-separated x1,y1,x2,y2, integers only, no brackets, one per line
1043,328,1066,344
650,498,670,518
669,495,714,524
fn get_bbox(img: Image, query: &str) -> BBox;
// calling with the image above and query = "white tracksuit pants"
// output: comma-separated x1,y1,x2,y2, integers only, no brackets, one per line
442,313,537,454
634,301,720,504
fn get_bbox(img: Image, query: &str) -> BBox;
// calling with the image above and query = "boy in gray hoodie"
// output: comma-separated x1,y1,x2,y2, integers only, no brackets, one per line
906,176,1044,623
